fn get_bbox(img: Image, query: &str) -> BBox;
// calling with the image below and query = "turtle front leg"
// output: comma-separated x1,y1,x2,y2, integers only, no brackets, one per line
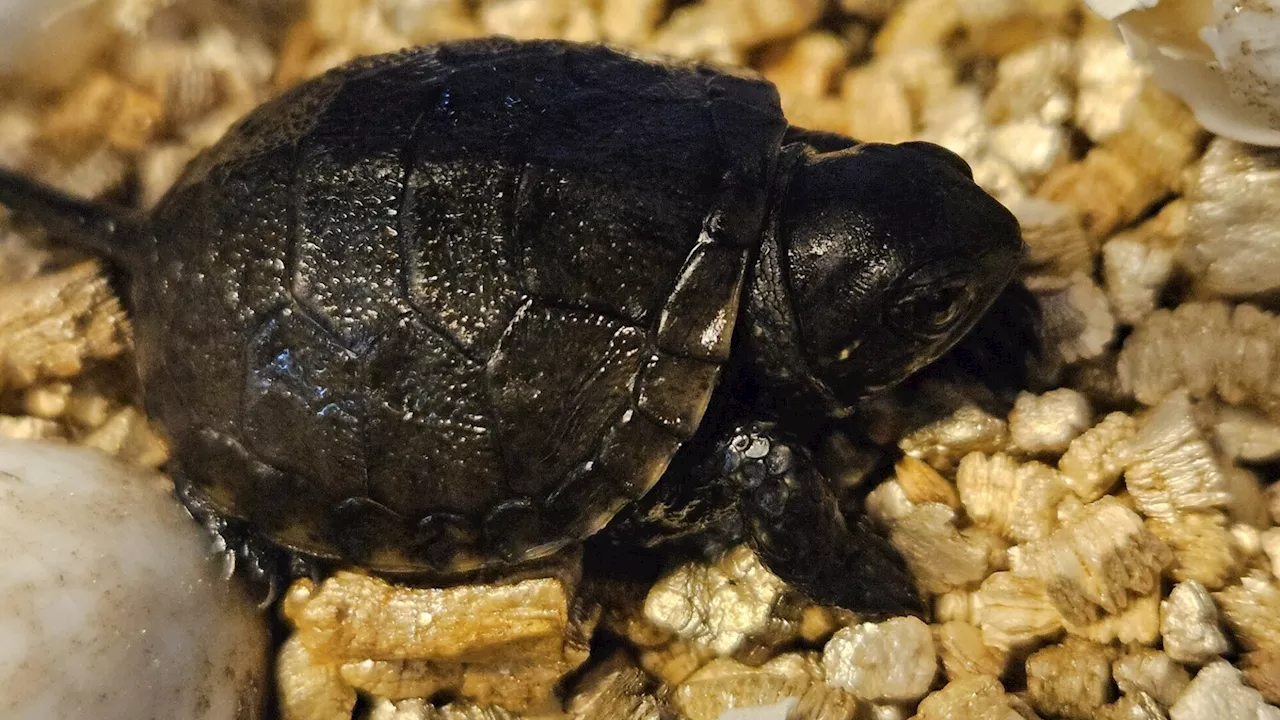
720,421,927,619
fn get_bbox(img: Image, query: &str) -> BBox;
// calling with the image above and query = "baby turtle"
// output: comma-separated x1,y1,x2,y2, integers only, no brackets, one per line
0,38,1027,617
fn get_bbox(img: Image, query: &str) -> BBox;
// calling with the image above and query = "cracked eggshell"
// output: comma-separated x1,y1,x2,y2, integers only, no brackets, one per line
0,438,270,720
1084,0,1280,146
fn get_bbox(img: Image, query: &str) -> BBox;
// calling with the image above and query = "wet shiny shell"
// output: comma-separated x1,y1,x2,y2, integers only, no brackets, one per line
130,38,788,573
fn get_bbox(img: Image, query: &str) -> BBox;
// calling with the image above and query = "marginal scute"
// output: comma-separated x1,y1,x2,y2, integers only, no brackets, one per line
482,497,554,563
656,242,749,360
596,410,687,501
545,458,637,538
635,351,723,438
411,512,476,572
331,496,410,566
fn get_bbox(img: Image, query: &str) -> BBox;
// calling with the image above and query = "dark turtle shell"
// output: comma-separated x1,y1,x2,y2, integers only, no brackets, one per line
130,38,788,573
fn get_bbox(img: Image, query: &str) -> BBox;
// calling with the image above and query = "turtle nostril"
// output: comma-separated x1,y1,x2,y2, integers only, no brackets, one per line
898,141,975,180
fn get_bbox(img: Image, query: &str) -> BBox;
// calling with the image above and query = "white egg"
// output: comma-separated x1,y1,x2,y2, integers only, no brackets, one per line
0,439,270,720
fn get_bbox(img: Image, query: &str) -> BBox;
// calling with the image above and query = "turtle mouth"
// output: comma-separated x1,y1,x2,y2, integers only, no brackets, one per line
814,337,865,370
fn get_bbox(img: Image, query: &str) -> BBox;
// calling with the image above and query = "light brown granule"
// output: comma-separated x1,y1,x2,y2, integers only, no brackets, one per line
1009,197,1096,277
1168,661,1280,720
894,455,960,509
968,571,1065,650
867,478,921,527
1183,138,1280,299
1102,691,1169,720
565,651,666,720
1037,147,1165,239
983,36,1075,126
898,404,1011,472
1008,389,1093,456
822,616,938,703
935,621,1010,681
37,71,164,159
1214,406,1280,464
890,502,999,593
0,415,67,441
79,405,170,468
1101,200,1184,326
1058,411,1137,502
642,545,801,658
914,674,1032,720
1117,302,1280,420
1025,637,1116,720
957,452,1067,543
988,118,1070,187
1123,390,1233,522
1112,648,1191,709
1214,574,1280,658
637,638,717,688
1026,272,1117,367
364,698,519,720
842,63,915,143
1148,512,1243,590
1009,496,1171,625
1063,590,1160,645
1161,580,1231,665
873,0,962,55
279,567,593,714
673,653,855,720
0,261,130,391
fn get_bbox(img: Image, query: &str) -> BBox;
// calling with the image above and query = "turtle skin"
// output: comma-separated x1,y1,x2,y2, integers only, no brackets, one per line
127,38,790,574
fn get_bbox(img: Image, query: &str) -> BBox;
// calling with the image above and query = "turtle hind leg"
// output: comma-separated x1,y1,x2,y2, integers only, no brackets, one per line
179,482,320,608
721,421,927,619
0,166,147,269
208,515,326,608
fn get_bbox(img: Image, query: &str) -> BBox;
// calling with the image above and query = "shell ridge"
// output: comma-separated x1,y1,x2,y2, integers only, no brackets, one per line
393,110,429,310
484,296,536,500
282,142,352,351
389,107,493,364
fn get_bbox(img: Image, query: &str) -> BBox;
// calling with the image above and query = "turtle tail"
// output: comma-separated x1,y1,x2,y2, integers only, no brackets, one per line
0,166,148,269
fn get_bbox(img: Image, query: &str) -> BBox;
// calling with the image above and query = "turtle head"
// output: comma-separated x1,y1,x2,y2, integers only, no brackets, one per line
778,141,1024,400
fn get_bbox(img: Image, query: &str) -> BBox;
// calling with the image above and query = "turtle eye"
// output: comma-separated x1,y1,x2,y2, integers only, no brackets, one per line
894,284,971,337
